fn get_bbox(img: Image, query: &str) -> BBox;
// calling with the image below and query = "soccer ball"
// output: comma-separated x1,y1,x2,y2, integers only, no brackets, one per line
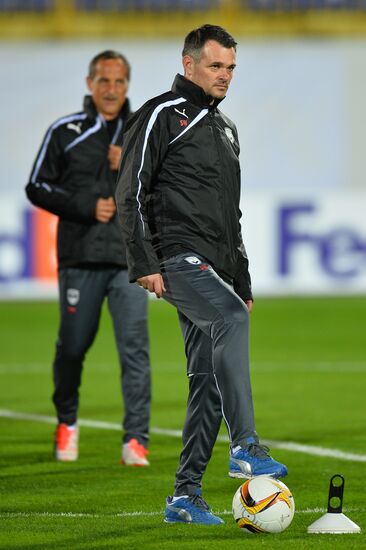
232,476,295,534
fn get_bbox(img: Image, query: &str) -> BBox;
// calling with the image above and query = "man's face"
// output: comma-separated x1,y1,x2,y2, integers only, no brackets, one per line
87,58,129,120
183,40,236,99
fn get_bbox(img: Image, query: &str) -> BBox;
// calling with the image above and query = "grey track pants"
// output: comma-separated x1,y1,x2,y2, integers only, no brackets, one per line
161,252,257,496
53,267,151,446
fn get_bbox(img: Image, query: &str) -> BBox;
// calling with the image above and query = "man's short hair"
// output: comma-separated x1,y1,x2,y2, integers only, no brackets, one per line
88,50,131,81
182,24,237,62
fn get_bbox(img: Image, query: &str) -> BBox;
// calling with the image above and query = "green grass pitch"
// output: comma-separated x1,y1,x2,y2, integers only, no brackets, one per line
0,297,365,549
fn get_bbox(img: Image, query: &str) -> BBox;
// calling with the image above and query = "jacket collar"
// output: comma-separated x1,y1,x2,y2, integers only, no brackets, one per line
171,74,224,110
83,95,131,121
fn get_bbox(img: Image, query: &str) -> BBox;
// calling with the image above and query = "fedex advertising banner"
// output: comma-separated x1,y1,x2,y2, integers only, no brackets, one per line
0,197,57,298
242,191,366,295
0,192,365,298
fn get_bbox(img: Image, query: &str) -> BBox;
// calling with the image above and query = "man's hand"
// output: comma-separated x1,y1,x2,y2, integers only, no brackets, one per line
137,273,166,299
108,145,123,171
95,197,116,223
244,299,253,313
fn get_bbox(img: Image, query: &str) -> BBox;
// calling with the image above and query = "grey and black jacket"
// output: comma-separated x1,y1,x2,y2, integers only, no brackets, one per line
26,96,131,269
116,74,252,300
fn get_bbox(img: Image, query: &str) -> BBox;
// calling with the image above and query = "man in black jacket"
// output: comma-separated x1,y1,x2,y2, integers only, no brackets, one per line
26,50,151,467
116,26,288,524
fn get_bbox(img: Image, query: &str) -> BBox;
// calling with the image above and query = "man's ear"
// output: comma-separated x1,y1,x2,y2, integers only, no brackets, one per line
86,76,93,92
182,55,194,79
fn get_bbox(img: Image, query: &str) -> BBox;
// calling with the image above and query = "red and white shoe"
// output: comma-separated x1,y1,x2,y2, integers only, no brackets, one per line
122,438,149,467
55,424,79,461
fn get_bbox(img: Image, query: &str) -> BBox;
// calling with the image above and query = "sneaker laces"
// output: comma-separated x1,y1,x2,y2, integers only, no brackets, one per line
188,494,210,512
246,443,270,459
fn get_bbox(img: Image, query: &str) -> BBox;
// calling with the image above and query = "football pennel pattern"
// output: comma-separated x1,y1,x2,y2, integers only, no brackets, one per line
232,477,295,534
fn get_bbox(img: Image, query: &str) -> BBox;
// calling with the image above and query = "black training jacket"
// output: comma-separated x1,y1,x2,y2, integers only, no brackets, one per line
116,74,252,300
26,96,130,269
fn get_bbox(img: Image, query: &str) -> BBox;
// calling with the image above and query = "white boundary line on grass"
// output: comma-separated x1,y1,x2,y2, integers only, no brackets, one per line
1,408,366,463
0,508,363,519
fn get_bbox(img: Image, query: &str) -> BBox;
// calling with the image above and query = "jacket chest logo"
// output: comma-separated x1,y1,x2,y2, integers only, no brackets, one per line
224,127,235,144
67,122,82,134
174,107,189,127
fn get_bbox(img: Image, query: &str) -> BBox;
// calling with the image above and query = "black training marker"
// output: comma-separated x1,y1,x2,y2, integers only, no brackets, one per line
327,474,345,514
308,473,360,533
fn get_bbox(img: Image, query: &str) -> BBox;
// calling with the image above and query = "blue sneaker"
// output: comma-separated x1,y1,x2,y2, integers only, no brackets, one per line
229,439,288,479
164,491,224,525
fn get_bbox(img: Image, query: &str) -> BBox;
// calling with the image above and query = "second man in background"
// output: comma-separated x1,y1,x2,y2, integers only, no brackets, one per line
26,50,151,467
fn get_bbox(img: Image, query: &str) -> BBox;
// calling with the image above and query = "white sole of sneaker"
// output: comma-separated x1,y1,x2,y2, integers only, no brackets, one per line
56,454,78,462
121,460,149,467
229,472,283,479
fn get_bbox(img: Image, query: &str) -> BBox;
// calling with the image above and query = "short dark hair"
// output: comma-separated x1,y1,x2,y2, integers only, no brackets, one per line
182,24,237,62
88,50,131,81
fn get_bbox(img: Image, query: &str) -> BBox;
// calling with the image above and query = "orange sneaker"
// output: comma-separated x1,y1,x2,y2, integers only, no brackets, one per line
121,438,149,467
55,423,79,461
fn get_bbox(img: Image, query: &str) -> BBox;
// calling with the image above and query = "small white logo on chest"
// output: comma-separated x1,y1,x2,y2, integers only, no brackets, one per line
224,127,235,144
174,108,188,119
67,122,82,134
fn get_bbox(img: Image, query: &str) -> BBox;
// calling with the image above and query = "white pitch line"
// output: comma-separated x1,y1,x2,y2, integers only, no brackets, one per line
1,409,366,463
0,508,363,520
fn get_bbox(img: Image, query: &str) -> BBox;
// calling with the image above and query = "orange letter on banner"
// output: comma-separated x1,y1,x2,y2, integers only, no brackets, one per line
33,209,58,281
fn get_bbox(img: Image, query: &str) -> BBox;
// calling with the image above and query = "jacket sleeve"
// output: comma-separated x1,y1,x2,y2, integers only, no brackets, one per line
115,107,169,282
233,238,253,301
25,124,99,223
231,124,253,301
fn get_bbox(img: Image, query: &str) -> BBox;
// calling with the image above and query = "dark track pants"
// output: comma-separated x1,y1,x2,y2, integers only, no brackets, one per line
161,252,257,496
53,267,150,446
